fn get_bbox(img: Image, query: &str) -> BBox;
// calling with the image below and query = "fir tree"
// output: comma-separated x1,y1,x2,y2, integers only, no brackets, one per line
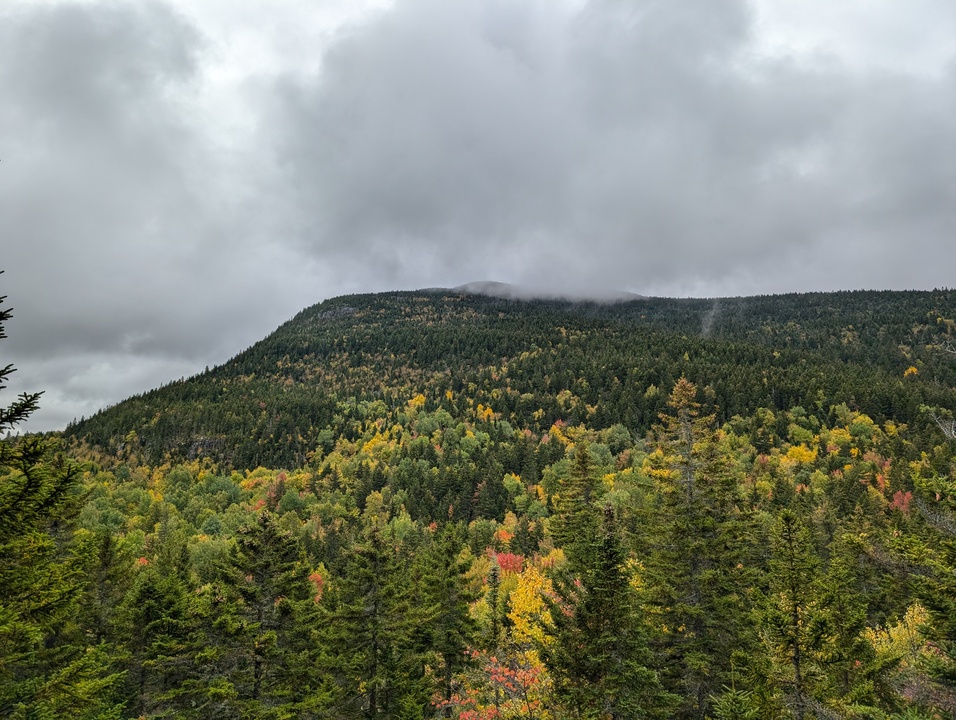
198,510,317,718
549,441,603,565
76,530,132,647
484,559,503,651
758,510,827,720
321,518,428,717
0,280,124,718
908,473,956,714
417,523,478,713
118,560,203,717
544,498,674,719
642,378,756,719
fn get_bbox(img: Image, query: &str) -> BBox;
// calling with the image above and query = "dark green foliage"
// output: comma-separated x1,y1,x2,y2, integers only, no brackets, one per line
0,283,125,719
75,530,133,646
118,561,202,717
196,511,318,717
641,379,758,719
905,473,956,712
544,503,675,719
416,523,479,711
483,561,503,651
320,516,429,717
709,685,761,720
0,279,42,437
549,442,604,563
759,510,826,720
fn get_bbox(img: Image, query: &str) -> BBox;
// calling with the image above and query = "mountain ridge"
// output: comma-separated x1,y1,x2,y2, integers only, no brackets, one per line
66,287,956,470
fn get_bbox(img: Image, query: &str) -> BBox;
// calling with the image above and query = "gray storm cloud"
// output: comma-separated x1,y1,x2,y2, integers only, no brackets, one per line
1,0,955,430
0,1,324,429
1,2,208,356
274,0,955,295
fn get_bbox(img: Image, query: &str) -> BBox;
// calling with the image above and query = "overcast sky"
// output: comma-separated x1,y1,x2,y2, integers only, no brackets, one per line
2,0,955,432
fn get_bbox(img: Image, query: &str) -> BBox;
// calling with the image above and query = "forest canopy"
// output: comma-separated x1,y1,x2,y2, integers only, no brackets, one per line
3,285,956,718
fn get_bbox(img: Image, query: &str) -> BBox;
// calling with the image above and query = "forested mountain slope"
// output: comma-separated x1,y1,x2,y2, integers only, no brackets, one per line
67,288,956,470
5,286,956,718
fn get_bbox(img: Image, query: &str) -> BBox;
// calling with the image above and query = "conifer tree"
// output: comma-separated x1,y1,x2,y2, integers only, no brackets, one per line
544,503,674,719
484,559,503,651
76,530,132,647
0,280,124,719
118,560,203,717
758,510,827,720
417,523,478,713
549,441,603,565
545,444,672,717
909,469,956,713
642,378,756,719
321,517,428,717
815,530,888,715
198,510,317,717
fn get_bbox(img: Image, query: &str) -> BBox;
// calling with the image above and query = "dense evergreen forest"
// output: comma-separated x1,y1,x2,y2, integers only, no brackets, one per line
3,286,956,718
